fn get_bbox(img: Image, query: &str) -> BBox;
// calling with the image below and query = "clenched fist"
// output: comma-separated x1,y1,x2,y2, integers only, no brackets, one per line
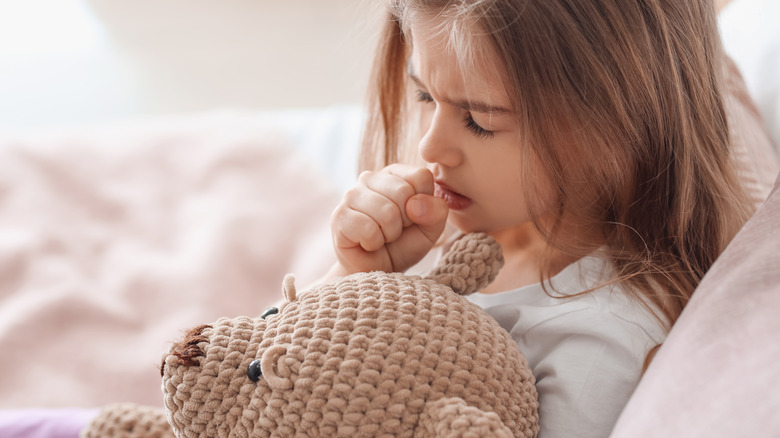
329,164,449,276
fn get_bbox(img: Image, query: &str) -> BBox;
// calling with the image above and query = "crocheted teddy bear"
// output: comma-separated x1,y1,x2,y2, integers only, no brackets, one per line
83,233,539,437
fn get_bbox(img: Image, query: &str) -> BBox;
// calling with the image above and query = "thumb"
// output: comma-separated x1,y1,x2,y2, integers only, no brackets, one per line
406,194,449,243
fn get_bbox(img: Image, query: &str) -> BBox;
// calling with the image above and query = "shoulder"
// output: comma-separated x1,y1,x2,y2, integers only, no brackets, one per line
469,254,667,352
474,282,666,378
467,255,668,438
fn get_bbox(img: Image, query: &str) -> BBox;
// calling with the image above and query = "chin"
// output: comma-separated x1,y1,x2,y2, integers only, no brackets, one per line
447,215,492,235
448,213,533,238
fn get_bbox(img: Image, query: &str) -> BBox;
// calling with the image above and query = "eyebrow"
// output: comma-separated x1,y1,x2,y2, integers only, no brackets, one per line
407,67,513,115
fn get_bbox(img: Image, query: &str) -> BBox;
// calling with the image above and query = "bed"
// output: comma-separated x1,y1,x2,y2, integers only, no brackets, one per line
1,0,779,436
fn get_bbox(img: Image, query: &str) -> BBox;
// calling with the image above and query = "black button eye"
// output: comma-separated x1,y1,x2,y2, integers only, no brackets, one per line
247,359,262,382
261,307,279,319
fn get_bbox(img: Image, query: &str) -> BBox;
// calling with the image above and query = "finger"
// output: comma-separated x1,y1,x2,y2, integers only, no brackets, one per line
382,194,449,272
344,189,404,244
405,194,449,244
331,207,386,252
336,243,392,274
384,164,436,196
359,170,417,228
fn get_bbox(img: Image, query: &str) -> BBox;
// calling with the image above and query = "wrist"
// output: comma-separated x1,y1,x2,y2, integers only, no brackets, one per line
321,262,351,283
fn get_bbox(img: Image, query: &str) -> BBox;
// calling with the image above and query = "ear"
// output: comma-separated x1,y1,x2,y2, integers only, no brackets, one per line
260,345,294,390
425,233,504,295
81,403,174,438
282,273,297,302
417,397,513,438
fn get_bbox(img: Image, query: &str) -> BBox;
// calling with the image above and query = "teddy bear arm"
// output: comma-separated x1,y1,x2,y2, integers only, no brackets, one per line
81,402,174,438
416,397,514,438
425,233,504,295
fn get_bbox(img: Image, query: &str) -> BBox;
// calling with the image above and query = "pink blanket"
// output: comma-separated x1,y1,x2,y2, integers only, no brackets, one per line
0,112,341,410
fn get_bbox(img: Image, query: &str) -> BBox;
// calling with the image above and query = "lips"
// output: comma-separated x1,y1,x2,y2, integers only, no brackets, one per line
434,181,472,210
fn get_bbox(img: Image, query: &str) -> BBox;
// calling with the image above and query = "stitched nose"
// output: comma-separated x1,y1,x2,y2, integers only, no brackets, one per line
260,345,293,390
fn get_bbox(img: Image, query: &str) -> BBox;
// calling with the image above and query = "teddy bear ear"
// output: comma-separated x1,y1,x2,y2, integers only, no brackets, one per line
418,397,513,438
425,233,504,295
282,273,297,303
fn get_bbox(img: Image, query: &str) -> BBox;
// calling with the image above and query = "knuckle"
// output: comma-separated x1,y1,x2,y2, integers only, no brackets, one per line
377,202,401,227
396,181,416,200
362,219,380,237
362,222,384,247
412,167,434,185
330,210,351,237
343,187,363,203
384,163,404,172
385,163,414,178
330,203,346,222
357,170,375,183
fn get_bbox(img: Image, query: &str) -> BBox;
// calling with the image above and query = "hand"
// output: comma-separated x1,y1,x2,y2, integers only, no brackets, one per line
330,164,449,275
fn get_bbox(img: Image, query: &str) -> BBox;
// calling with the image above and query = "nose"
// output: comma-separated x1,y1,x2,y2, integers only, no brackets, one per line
418,107,463,168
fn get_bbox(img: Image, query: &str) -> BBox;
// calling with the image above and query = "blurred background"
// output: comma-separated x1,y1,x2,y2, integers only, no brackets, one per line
0,0,382,129
0,0,776,144
0,0,777,415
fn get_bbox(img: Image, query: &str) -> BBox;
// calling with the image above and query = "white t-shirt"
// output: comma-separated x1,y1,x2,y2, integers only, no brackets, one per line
466,254,667,438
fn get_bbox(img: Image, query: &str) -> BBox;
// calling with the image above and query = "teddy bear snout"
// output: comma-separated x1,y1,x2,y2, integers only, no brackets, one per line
259,345,294,390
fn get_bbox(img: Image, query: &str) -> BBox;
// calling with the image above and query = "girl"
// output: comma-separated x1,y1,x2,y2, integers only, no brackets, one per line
325,0,754,436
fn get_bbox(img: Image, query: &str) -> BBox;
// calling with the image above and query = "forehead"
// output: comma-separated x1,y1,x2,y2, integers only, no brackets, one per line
407,16,510,102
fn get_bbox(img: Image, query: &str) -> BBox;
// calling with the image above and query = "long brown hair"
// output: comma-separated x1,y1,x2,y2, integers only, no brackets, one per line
361,0,753,341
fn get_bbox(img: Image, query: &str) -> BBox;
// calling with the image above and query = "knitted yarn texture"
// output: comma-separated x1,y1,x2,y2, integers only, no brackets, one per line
85,232,539,437
82,403,174,438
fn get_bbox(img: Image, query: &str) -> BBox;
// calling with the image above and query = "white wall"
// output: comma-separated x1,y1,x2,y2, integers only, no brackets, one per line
2,0,777,149
0,0,382,128
719,0,780,150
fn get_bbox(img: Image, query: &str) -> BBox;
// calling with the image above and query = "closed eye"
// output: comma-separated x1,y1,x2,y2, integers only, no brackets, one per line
416,89,434,104
416,87,495,140
463,114,494,139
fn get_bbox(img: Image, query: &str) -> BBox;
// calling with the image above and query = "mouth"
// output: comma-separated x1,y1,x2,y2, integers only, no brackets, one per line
434,181,472,211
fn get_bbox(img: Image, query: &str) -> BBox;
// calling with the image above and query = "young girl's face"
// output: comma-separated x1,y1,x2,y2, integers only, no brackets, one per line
409,22,551,234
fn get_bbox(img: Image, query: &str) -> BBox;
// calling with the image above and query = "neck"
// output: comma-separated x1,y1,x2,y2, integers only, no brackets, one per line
481,223,576,294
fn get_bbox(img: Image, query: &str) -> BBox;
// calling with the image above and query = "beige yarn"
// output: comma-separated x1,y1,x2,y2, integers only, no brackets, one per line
427,232,505,295
420,397,514,438
86,233,539,437
81,403,174,438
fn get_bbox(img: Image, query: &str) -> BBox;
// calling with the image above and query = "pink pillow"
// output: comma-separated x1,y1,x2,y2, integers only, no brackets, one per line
723,56,779,206
610,174,780,436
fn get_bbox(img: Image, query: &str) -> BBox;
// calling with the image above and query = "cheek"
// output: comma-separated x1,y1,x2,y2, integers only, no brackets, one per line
479,146,554,219
475,150,526,208
494,178,529,220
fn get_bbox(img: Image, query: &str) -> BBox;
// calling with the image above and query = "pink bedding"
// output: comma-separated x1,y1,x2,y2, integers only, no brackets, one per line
0,112,340,411
0,409,98,438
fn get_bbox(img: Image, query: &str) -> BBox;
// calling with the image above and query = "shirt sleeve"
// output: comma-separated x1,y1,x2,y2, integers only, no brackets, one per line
512,309,654,438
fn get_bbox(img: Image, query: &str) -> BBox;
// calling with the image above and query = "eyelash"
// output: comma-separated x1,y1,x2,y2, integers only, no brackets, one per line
463,115,494,139
415,89,495,140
